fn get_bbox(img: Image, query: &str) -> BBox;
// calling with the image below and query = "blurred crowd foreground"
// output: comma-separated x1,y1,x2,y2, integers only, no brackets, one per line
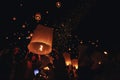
0,45,120,80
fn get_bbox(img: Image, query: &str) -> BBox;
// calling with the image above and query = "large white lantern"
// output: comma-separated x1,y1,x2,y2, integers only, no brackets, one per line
28,24,53,55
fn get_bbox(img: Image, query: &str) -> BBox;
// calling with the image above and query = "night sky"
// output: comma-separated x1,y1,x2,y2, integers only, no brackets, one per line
0,0,119,52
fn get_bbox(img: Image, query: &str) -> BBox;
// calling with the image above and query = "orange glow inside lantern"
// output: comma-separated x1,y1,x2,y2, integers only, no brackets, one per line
72,59,78,69
39,45,43,51
28,24,53,55
63,53,71,66
66,61,71,66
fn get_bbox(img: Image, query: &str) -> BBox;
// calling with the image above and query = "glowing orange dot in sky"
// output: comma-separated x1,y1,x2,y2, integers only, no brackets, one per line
13,17,16,21
56,2,61,8
35,13,41,21
22,24,26,28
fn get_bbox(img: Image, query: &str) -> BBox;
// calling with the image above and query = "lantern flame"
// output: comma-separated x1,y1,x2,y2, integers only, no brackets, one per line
66,61,71,66
75,65,78,69
63,53,71,66
72,59,78,69
43,66,49,70
39,45,43,51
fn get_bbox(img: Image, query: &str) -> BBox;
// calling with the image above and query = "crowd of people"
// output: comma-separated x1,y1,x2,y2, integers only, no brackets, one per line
1,46,119,80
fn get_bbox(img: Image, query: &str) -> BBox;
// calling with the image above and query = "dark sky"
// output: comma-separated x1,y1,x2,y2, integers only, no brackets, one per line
76,0,120,51
0,0,119,51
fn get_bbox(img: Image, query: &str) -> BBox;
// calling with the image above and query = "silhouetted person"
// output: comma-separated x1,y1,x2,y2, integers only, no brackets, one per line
53,51,69,80
0,49,12,80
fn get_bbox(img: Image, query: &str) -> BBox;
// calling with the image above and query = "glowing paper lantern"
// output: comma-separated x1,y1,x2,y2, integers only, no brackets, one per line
12,17,16,21
63,53,71,66
56,2,61,8
22,24,26,28
28,24,53,55
71,59,78,69
35,13,41,21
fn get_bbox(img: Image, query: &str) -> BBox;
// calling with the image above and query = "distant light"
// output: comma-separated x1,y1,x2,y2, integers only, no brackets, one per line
46,11,49,14
56,2,61,8
22,24,26,28
34,69,39,76
91,42,95,45
30,33,33,37
96,40,99,42
12,17,16,21
28,31,30,33
20,3,23,7
98,61,102,64
18,37,21,40
61,23,65,27
5,37,9,39
80,40,83,44
104,51,108,55
95,45,98,47
26,36,31,39
35,13,41,21
68,48,71,51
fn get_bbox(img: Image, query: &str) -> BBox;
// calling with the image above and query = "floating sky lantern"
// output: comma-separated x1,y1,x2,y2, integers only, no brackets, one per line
56,1,61,8
104,51,108,55
45,11,49,14
28,24,53,55
71,59,78,69
63,52,71,66
35,13,41,21
12,17,16,21
22,24,26,28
